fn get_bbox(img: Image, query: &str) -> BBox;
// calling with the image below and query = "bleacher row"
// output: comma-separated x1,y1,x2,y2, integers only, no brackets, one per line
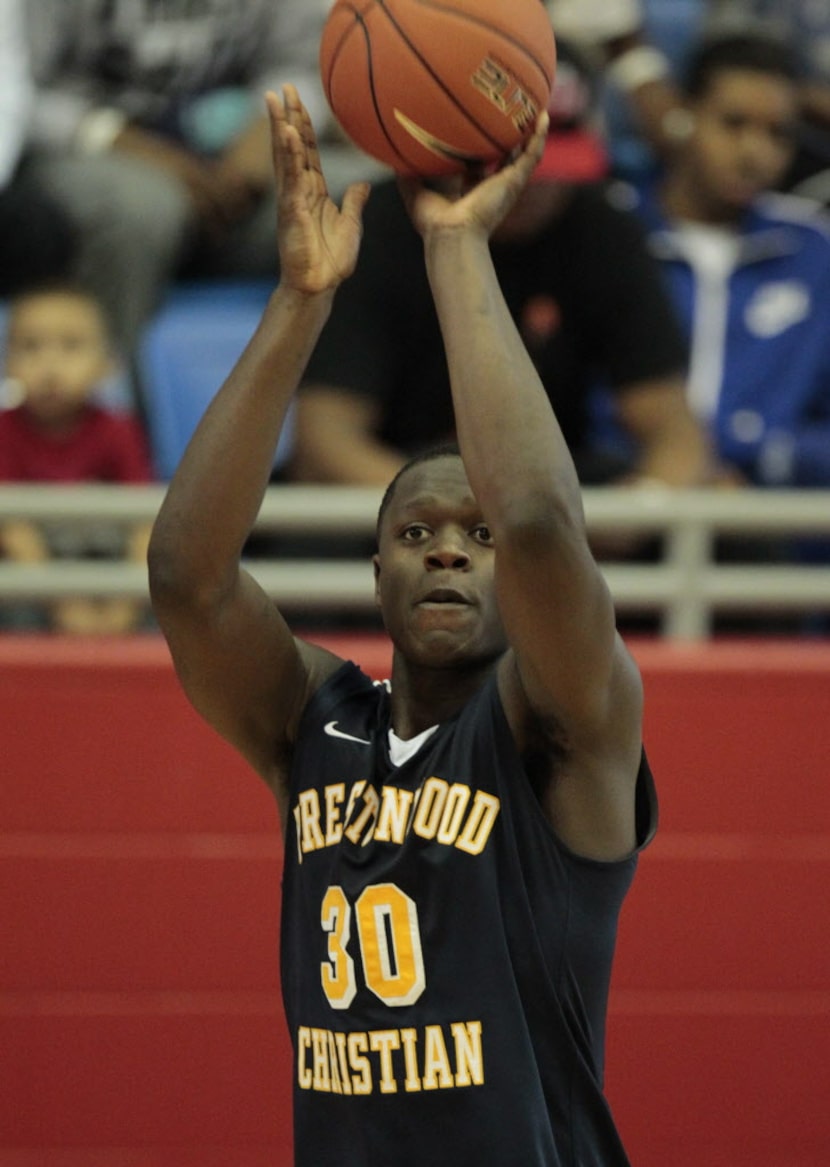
2,278,830,641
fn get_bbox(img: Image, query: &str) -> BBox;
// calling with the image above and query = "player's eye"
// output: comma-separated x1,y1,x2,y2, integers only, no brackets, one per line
472,523,494,545
401,524,429,541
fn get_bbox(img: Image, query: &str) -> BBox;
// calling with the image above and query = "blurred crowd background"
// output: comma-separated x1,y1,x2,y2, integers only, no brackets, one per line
1,0,829,635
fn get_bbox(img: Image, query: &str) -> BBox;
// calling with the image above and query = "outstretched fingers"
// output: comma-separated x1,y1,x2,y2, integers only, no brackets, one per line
266,90,302,201
508,111,549,184
467,110,549,227
266,85,328,206
297,99,326,195
283,83,326,200
340,180,372,228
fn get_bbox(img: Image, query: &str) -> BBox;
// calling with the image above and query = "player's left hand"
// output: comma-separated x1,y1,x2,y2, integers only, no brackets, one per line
266,84,370,295
398,111,548,240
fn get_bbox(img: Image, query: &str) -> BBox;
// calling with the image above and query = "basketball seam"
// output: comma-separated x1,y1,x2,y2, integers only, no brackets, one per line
323,1,418,171
375,0,512,155
364,11,430,171
323,0,553,172
320,4,360,97
408,0,555,88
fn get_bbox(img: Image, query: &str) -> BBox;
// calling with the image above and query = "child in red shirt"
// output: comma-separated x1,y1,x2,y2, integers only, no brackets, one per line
0,283,154,633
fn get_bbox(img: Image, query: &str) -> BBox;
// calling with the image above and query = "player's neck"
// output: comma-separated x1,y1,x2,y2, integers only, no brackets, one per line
388,655,495,739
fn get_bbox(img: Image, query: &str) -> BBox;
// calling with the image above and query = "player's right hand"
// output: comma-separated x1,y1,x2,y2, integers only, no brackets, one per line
398,111,548,242
267,84,370,296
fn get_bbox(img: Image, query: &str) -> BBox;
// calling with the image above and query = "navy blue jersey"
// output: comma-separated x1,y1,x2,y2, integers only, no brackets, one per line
281,662,656,1166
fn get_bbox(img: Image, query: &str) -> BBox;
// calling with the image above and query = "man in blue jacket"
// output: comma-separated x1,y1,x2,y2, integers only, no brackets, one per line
632,32,830,488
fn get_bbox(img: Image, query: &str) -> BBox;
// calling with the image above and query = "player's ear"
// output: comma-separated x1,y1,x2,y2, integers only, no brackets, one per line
372,554,382,605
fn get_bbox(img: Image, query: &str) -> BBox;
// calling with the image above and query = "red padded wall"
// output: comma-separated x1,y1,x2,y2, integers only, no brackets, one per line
2,635,829,1167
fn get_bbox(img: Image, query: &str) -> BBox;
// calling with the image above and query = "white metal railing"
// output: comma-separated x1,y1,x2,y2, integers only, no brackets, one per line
0,484,828,640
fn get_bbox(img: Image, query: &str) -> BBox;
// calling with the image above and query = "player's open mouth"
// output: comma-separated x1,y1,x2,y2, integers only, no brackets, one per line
418,588,470,607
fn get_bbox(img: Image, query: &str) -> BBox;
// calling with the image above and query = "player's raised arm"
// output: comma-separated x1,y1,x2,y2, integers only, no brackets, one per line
148,86,370,812
399,117,644,859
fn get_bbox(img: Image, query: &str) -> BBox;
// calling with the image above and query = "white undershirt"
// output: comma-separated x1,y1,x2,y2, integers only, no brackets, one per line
388,725,438,767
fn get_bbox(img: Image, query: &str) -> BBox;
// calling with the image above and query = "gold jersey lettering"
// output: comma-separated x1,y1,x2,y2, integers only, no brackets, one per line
343,780,367,828
292,779,500,859
297,1026,312,1088
324,782,346,845
334,1030,352,1095
369,1029,401,1094
298,1020,485,1095
327,1030,344,1094
399,1027,422,1093
436,783,472,844
412,776,449,839
298,789,325,854
451,1020,484,1086
311,1027,332,1092
421,1024,454,1090
374,785,415,844
456,790,500,855
345,781,380,845
348,1031,372,1095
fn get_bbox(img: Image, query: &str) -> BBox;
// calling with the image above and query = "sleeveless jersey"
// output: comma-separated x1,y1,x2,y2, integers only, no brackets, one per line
281,661,657,1166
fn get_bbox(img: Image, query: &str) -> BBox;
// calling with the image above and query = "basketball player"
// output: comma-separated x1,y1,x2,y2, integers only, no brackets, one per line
148,84,656,1166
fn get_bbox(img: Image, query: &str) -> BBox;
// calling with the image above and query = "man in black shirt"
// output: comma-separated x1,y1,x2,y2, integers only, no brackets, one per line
293,44,708,489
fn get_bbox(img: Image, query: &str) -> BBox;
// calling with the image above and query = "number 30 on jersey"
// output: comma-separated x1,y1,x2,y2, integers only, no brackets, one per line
321,883,426,1008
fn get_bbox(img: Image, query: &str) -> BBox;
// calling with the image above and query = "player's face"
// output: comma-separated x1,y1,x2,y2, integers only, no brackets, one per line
374,456,507,667
5,294,113,427
686,70,798,213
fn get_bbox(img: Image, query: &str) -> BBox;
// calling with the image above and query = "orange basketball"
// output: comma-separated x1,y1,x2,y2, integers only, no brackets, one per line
319,0,556,177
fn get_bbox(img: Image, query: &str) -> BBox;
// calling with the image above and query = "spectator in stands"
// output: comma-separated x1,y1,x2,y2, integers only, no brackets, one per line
707,0,830,201
558,0,830,204
20,0,387,385
630,32,830,488
0,0,75,296
546,0,706,182
0,283,154,633
292,40,709,492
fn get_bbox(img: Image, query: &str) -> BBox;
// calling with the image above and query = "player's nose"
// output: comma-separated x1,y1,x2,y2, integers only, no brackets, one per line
425,532,471,570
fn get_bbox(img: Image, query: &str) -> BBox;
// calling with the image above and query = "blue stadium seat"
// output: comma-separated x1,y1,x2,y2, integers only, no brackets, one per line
140,280,292,480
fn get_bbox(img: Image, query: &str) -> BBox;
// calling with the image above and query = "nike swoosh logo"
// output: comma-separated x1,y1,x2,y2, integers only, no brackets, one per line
393,109,483,165
324,721,372,745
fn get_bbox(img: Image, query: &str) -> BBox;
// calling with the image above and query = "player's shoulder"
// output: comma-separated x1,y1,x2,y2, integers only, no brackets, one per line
293,646,386,752
295,641,378,708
